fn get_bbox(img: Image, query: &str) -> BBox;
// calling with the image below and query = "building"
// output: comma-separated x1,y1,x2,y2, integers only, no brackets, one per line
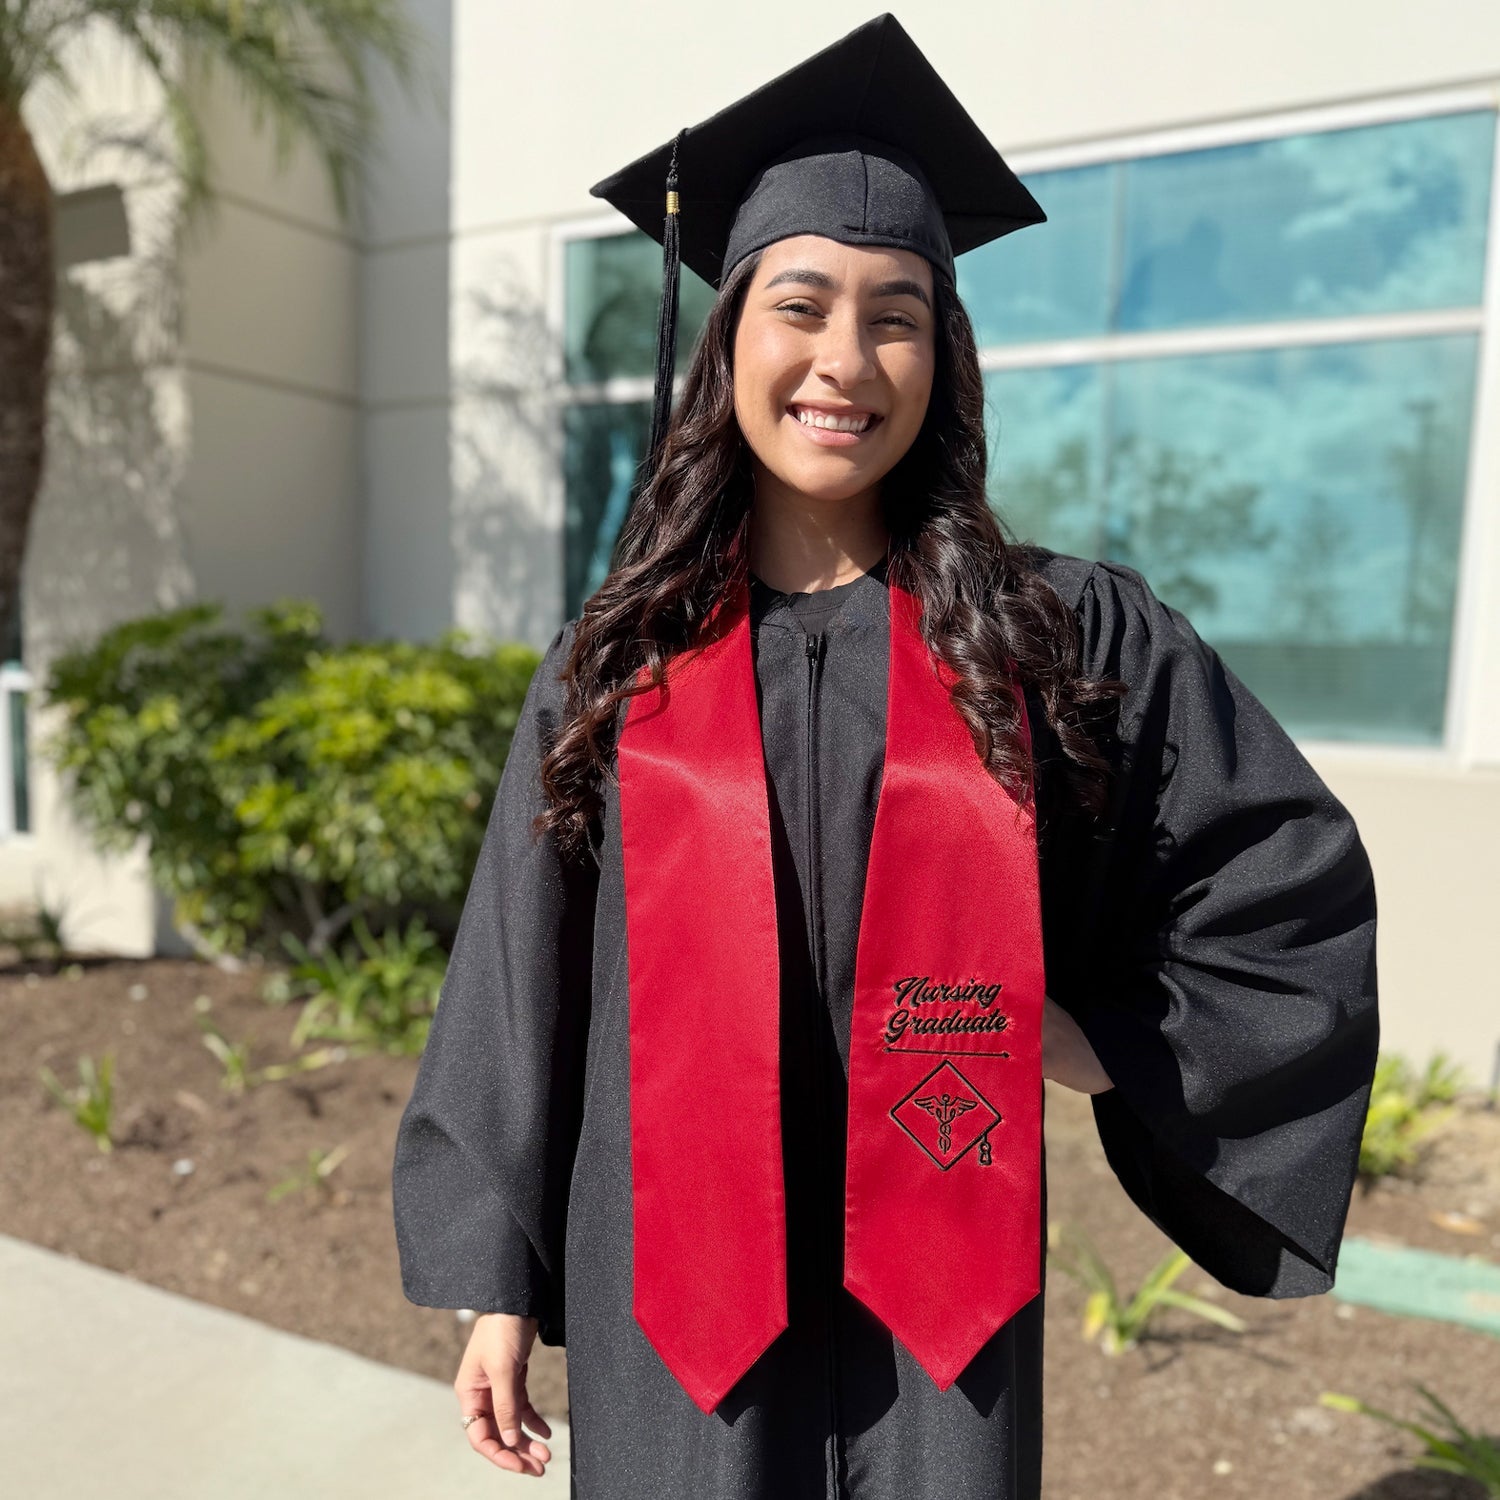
10,1,1498,1087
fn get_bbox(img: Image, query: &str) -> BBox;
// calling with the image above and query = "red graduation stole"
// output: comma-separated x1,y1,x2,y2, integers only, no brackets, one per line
616,571,1044,1414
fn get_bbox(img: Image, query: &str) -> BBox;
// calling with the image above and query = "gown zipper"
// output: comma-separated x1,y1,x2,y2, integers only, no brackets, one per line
803,628,844,1499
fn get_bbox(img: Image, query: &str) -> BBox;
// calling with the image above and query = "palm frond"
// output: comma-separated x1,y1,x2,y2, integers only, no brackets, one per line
6,0,427,224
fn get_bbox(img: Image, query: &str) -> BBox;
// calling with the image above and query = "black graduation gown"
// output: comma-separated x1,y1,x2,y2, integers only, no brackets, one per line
391,545,1380,1500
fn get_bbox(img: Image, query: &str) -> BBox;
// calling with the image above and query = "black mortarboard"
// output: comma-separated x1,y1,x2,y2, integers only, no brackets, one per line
588,12,1046,475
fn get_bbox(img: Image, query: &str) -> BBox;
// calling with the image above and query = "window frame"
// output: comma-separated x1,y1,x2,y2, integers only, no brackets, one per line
0,661,32,841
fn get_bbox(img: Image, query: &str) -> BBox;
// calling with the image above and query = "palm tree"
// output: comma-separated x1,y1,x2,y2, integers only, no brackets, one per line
0,0,427,660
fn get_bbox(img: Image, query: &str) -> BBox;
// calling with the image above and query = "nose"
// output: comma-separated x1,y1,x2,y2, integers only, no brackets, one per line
810,306,879,390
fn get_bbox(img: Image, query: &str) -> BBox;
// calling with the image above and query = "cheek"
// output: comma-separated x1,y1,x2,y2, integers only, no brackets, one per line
733,343,790,454
735,324,800,406
889,351,936,433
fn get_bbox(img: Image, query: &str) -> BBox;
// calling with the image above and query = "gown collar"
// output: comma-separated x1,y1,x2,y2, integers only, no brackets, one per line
746,549,891,632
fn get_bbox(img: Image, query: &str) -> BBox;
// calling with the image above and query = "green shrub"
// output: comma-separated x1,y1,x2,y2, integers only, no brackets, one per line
42,600,542,959
1359,1050,1468,1182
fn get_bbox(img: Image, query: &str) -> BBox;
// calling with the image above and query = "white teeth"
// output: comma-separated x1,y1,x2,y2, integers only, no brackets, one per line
794,407,872,433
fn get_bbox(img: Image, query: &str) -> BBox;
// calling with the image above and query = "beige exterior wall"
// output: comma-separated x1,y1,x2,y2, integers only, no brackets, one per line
6,1,1497,1086
1329,762,1500,1081
178,64,363,640
361,0,457,643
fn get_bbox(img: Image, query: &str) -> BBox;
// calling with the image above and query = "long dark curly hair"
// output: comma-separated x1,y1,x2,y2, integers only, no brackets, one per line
536,245,1127,862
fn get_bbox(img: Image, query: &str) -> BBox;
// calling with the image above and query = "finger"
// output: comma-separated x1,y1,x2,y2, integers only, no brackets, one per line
456,1373,543,1476
515,1359,554,1444
469,1419,545,1475
453,1392,524,1473
510,1368,553,1445
491,1370,548,1476
521,1400,553,1440
465,1410,546,1476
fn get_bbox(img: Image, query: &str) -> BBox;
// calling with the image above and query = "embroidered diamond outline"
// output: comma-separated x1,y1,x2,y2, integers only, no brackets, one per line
889,1059,1002,1170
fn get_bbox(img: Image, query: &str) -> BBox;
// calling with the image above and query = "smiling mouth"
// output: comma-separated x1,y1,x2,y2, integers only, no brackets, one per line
787,405,883,434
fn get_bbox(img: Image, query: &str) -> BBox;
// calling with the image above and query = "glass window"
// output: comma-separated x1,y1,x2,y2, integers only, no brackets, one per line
563,399,652,614
959,164,1116,346
561,237,713,616
7,685,28,836
987,332,1479,744
1117,110,1494,331
564,233,716,384
960,109,1495,345
1,602,27,835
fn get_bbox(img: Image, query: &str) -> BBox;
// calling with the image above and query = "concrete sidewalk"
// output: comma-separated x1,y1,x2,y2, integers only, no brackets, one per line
0,1234,571,1498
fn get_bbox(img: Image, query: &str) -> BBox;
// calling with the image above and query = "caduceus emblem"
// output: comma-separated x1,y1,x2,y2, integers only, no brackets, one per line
913,1089,978,1154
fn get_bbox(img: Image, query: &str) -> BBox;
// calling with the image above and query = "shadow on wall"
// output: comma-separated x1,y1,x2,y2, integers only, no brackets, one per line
450,249,566,651
17,166,196,959
26,171,196,676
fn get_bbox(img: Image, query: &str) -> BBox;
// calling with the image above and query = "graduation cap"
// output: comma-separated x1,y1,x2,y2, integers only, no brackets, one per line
588,11,1047,474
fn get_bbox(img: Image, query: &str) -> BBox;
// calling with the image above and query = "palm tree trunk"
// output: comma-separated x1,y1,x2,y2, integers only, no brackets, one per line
0,101,54,663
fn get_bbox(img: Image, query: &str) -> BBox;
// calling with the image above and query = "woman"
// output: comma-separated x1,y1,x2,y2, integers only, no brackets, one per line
392,16,1379,1498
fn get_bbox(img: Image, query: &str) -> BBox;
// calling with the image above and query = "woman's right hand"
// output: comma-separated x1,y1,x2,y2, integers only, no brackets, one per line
1041,993,1115,1095
454,1312,554,1477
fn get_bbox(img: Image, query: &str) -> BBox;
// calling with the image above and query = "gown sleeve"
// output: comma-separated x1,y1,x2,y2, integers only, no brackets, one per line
391,620,597,1345
1066,558,1380,1298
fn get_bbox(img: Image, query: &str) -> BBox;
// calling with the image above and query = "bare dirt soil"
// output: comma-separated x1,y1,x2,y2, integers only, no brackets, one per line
2,955,1497,1499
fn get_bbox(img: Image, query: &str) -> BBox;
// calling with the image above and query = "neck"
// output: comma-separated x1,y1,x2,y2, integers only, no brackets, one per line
746,472,890,593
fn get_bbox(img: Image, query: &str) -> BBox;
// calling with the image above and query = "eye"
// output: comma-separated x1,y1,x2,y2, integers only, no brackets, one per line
775,300,918,329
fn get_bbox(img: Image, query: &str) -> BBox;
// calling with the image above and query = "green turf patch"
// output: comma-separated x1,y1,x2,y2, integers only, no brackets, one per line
1332,1236,1500,1338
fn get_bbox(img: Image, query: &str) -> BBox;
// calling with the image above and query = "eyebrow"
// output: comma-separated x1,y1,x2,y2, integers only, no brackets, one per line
762,266,932,309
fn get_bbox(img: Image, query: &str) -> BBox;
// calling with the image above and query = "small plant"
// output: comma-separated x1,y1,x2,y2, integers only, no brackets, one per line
1412,1051,1469,1108
278,914,447,1055
1360,1051,1466,1181
38,1053,116,1152
1046,1222,1247,1354
0,894,71,968
268,1144,352,1205
198,1014,256,1094
0,911,44,963
196,1009,346,1091
33,899,67,955
252,1048,348,1084
1321,1384,1500,1495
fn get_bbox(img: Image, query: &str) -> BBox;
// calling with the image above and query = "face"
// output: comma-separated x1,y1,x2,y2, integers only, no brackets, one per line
731,235,937,505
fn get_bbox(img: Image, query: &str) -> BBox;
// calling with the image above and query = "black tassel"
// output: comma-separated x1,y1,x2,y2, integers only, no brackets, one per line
645,127,687,480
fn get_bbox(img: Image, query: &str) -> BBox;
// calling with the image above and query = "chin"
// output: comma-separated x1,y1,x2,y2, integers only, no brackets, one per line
775,465,881,502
